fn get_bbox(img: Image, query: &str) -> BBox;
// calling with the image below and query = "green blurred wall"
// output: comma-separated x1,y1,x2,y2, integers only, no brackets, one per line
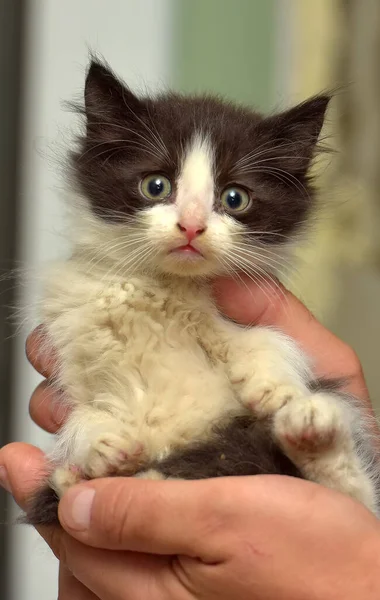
173,0,275,110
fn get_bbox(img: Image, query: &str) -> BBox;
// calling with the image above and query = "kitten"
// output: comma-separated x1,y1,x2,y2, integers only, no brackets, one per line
26,59,380,525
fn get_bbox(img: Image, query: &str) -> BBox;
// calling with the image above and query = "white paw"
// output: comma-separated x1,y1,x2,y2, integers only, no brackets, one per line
230,363,303,417
51,435,147,497
82,433,146,479
51,464,83,497
274,394,346,454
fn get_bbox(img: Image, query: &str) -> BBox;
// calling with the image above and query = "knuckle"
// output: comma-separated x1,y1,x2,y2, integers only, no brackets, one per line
43,526,67,563
341,345,363,380
196,480,236,534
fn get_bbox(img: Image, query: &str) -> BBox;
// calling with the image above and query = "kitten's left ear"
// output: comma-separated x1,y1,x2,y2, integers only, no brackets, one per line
262,94,331,175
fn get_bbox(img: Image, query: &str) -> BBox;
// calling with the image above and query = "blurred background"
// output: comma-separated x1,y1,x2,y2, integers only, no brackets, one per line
1,0,380,598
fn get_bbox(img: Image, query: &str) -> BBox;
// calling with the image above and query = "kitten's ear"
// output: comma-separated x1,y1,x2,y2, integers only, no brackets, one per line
84,60,144,125
262,95,331,175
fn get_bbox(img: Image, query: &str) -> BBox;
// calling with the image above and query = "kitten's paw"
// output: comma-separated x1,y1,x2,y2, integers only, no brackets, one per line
229,358,306,418
274,394,346,453
83,434,146,479
51,464,84,497
234,375,303,418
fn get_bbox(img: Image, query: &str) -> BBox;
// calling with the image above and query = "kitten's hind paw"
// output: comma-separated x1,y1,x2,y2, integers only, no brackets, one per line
52,463,84,496
274,393,346,454
82,434,146,479
273,393,379,514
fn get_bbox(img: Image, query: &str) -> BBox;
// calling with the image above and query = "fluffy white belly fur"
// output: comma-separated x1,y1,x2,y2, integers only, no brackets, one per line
43,262,241,466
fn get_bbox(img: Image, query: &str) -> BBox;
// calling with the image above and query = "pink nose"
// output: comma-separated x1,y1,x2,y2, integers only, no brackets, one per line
177,223,206,242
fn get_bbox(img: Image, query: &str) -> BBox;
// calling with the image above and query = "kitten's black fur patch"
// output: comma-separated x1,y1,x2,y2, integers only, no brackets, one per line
151,415,303,480
23,486,60,526
71,59,331,243
25,414,302,526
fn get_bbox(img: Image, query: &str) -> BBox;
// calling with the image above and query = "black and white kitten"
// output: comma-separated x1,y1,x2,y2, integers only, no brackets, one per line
27,60,380,525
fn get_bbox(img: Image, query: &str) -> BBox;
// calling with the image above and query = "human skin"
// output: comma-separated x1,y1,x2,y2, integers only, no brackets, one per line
0,277,379,599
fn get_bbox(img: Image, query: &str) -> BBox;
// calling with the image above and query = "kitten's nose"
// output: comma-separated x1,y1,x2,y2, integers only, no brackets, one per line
177,223,206,242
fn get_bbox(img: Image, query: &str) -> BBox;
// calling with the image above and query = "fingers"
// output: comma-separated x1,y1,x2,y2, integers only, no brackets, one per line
58,477,237,562
62,541,179,600
0,443,182,600
0,443,49,510
58,565,100,600
0,442,74,578
26,325,57,378
213,276,368,401
27,326,69,434
29,380,68,433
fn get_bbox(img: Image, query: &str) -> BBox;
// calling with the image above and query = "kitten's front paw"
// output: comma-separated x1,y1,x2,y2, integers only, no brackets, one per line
274,394,345,454
230,363,303,417
83,433,146,479
228,353,307,418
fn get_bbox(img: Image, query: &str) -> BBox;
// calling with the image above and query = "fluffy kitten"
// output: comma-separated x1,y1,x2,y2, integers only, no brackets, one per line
26,60,380,525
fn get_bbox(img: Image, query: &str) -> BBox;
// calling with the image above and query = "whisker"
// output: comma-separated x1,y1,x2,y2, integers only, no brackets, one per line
227,250,286,299
227,230,291,241
84,236,151,276
222,257,278,317
234,140,300,169
238,166,311,202
79,123,166,162
123,97,170,161
230,242,292,270
232,250,292,282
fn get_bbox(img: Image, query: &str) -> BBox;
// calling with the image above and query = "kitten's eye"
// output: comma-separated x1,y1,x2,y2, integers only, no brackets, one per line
140,174,172,200
221,187,251,213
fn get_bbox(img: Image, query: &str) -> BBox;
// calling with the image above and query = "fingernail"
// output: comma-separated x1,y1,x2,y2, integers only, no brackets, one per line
0,466,11,493
61,487,95,531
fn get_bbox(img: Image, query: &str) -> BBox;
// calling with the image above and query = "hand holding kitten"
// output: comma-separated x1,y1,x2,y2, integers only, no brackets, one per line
1,277,379,600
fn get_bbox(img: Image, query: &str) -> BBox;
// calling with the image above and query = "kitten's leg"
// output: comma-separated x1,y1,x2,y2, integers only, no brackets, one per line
224,327,312,417
202,322,379,513
50,404,146,497
273,393,379,514
26,404,147,524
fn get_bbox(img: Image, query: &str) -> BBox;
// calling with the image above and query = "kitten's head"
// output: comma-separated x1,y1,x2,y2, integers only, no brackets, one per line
71,60,330,279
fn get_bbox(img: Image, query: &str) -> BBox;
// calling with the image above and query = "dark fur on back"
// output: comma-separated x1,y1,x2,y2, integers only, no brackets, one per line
71,60,330,244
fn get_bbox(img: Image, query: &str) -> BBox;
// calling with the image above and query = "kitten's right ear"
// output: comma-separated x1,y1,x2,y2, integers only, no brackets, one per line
84,60,144,124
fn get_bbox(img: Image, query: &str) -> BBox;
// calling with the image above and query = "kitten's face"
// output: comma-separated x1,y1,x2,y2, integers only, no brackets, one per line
72,61,330,279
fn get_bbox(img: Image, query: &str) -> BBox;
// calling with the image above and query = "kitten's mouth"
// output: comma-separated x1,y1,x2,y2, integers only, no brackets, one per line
170,244,204,258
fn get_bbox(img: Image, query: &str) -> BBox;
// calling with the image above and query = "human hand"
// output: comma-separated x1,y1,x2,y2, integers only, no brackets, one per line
0,276,378,599
2,449,380,600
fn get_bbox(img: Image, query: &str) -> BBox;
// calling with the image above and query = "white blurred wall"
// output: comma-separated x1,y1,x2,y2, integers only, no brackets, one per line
10,1,173,598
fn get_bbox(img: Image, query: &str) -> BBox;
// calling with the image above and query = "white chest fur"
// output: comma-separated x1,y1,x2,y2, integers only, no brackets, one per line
42,261,241,464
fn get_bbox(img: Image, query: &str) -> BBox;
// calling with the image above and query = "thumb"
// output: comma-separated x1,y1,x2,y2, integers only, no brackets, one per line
58,476,241,561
